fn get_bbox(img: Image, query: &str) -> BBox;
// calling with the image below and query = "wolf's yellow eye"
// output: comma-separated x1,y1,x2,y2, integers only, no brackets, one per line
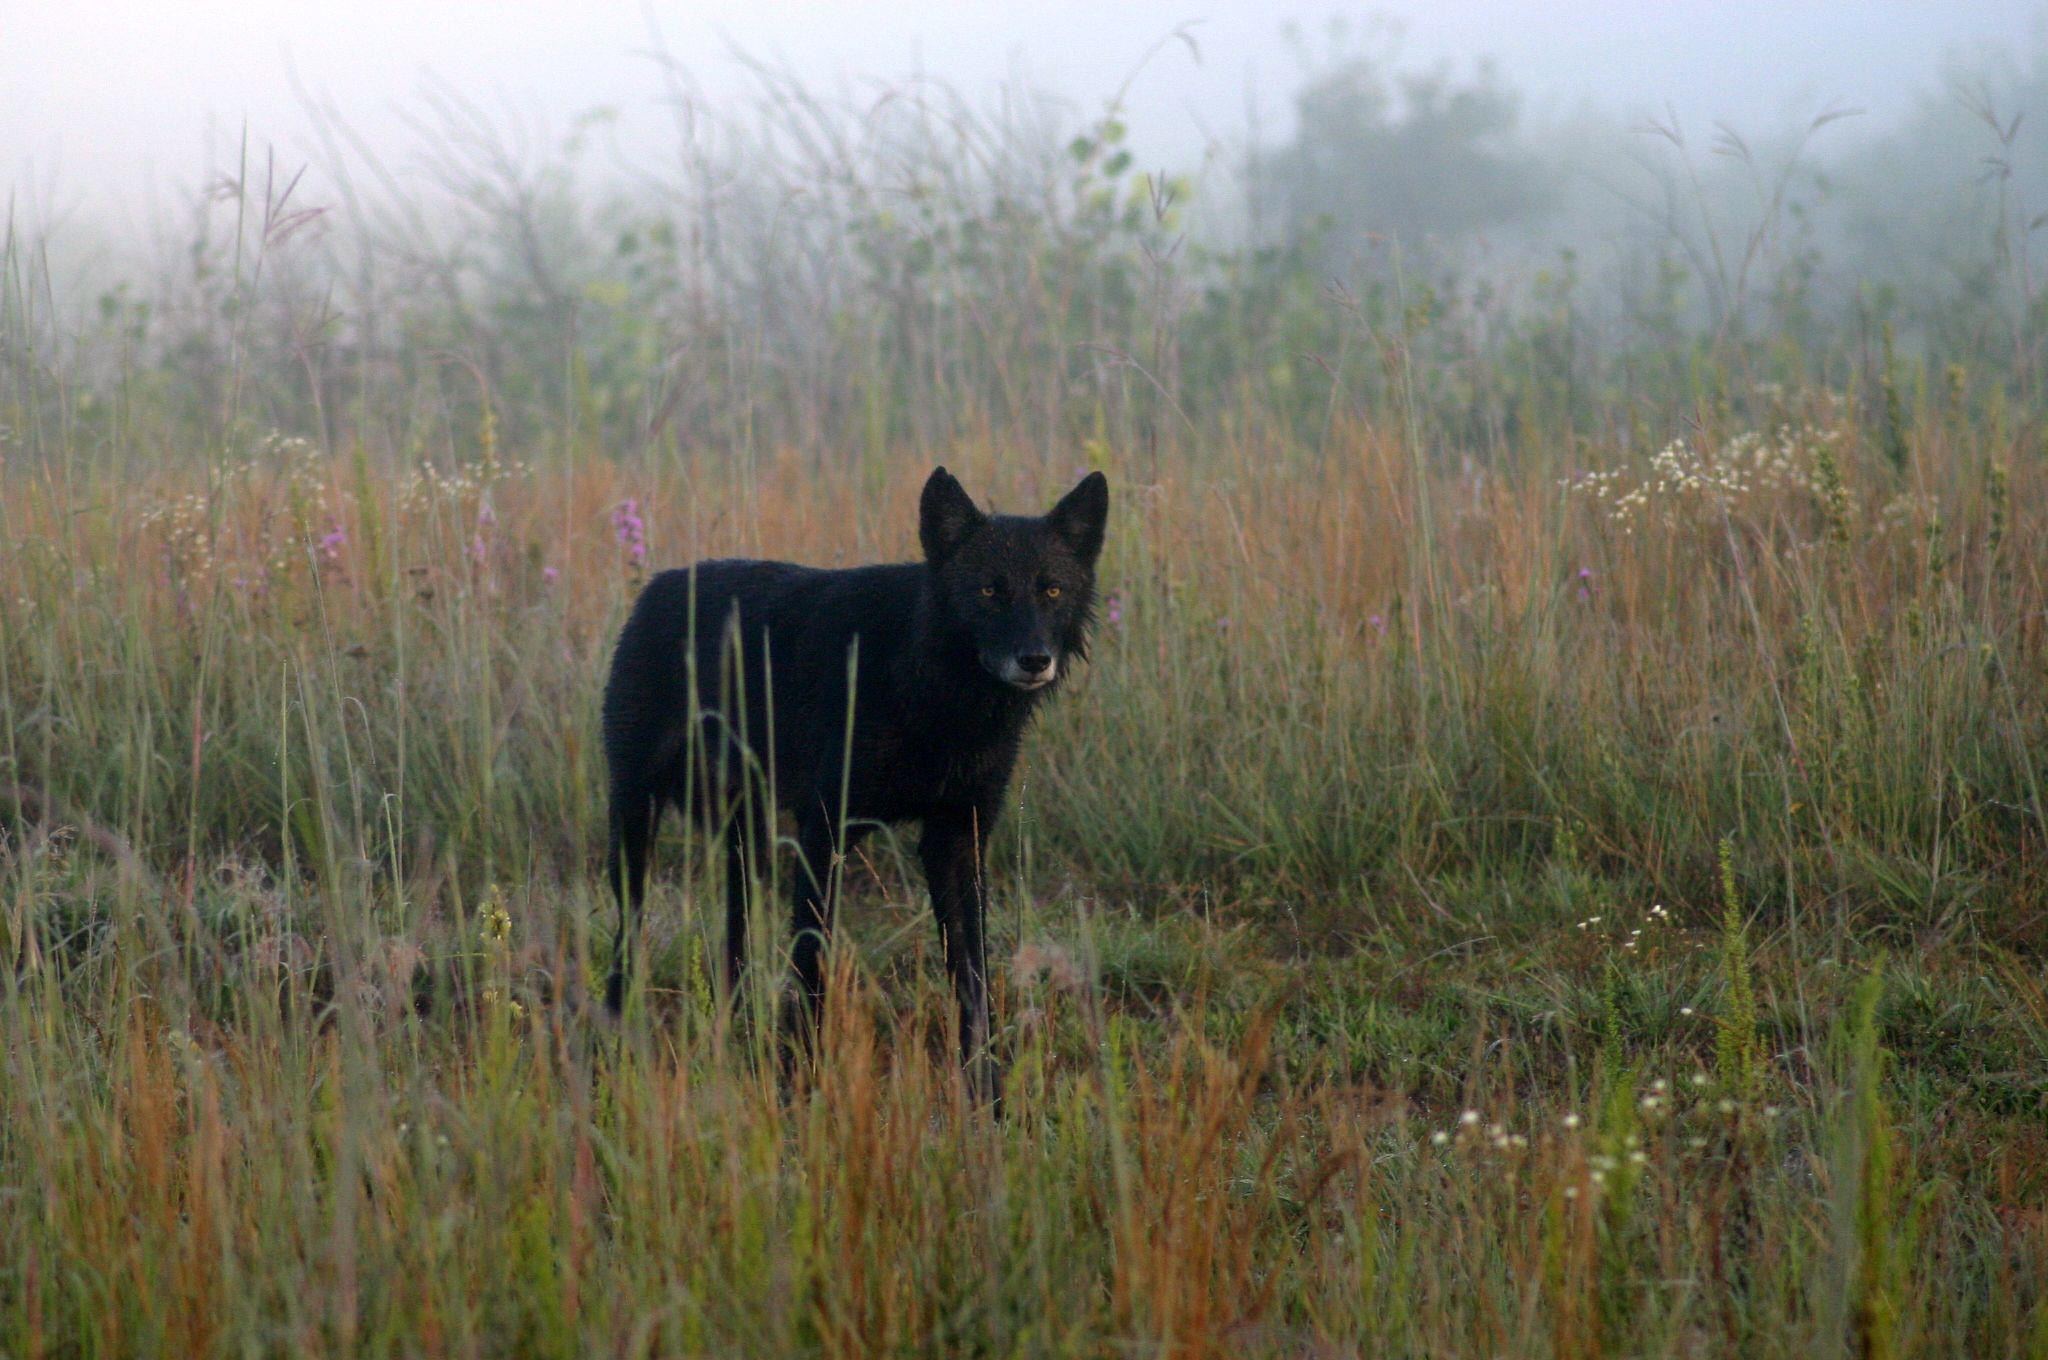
1043,585,1061,599
981,584,997,597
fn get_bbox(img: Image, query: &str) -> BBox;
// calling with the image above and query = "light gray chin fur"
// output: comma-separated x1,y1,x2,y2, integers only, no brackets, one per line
1000,655,1058,690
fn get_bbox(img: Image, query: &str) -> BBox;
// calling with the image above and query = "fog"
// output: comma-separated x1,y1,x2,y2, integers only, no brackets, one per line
11,1,2044,225
10,0,2048,466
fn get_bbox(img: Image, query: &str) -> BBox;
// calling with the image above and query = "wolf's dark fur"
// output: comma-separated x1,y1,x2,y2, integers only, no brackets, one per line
601,467,1108,1097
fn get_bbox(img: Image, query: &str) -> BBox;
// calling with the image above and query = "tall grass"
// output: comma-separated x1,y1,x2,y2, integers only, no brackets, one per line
5,67,2048,1357
5,396,2041,928
4,389,2046,1353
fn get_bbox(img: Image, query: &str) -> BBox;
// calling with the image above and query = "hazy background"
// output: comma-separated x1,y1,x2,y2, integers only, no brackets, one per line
12,2,2044,225
9,1,2048,464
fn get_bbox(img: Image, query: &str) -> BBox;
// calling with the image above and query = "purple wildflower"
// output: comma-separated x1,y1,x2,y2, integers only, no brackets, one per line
612,499,648,567
1105,592,1123,626
1368,613,1387,635
1577,565,1593,603
477,503,496,528
542,565,560,584
318,520,347,562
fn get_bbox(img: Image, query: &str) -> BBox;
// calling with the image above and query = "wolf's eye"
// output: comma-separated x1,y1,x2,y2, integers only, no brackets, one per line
1043,585,1062,599
980,584,998,598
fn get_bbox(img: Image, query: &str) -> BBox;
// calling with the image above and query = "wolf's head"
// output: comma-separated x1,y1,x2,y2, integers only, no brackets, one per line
919,466,1109,692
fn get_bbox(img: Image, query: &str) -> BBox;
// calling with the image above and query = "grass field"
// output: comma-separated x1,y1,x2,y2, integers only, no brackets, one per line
4,382,2046,1355
5,56,2048,1349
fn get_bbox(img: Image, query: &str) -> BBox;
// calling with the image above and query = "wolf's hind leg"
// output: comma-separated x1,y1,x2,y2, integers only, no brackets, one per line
722,816,768,1011
604,781,659,1015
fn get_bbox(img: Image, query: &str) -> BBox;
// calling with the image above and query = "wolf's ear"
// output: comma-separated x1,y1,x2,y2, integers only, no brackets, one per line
1046,470,1109,565
920,467,985,563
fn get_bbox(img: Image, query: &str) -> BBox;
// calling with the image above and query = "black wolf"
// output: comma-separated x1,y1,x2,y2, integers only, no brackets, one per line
601,466,1109,1096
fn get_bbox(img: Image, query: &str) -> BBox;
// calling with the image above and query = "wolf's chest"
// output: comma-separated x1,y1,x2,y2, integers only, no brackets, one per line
843,710,1018,816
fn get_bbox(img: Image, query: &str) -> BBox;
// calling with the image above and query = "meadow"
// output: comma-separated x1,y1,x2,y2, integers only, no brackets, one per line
4,82,2048,1357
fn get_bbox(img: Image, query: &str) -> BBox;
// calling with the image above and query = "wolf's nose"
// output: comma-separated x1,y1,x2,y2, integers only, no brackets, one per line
1017,652,1053,676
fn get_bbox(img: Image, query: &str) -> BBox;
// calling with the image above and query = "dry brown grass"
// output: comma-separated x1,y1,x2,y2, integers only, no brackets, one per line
3,403,2047,1355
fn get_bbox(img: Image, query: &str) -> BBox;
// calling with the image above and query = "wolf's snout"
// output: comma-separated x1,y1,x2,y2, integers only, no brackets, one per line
997,650,1059,688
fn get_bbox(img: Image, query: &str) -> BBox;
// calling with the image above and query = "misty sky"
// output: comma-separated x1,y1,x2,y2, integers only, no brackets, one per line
8,1,2045,227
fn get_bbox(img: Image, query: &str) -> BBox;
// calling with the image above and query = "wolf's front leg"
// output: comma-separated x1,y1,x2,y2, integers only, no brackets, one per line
785,810,839,1058
920,806,1002,1108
